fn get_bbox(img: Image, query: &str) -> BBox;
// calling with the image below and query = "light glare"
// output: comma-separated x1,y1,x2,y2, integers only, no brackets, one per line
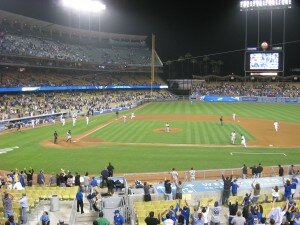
62,0,106,13
240,0,292,10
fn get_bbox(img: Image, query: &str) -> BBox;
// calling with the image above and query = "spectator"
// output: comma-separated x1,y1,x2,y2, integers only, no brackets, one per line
107,162,115,177
2,192,13,218
145,211,161,225
257,163,263,178
90,177,98,188
179,200,190,225
37,170,45,186
74,172,81,186
251,180,261,203
288,165,295,175
101,167,109,188
291,176,298,199
242,164,247,179
210,201,221,225
221,174,232,205
24,167,34,186
271,186,280,202
164,179,172,200
231,179,239,196
83,172,90,192
278,165,284,177
96,211,109,225
228,201,238,224
107,177,115,196
113,210,124,225
76,188,84,214
19,193,28,224
49,173,57,186
143,182,151,202
282,178,292,201
40,211,50,225
231,211,245,225
175,181,183,200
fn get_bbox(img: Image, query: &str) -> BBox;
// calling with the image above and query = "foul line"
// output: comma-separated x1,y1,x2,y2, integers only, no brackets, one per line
230,152,287,156
76,103,149,141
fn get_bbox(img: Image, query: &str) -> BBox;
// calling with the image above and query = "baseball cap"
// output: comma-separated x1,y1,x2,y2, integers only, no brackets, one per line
114,209,120,214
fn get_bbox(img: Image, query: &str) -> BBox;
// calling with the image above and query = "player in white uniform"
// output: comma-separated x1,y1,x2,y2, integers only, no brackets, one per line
31,119,35,128
165,122,170,132
61,117,66,126
189,167,196,181
72,113,77,126
232,113,236,121
130,112,135,120
170,168,178,182
86,114,89,125
241,134,247,148
123,115,127,123
273,121,279,132
231,131,236,144
66,130,72,143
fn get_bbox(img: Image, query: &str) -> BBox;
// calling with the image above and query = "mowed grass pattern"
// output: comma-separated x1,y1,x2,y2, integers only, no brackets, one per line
91,121,254,144
0,101,298,174
138,102,300,122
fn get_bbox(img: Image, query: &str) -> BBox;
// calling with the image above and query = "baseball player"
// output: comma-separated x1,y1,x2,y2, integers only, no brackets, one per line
232,113,236,121
231,131,236,144
54,131,58,144
130,112,135,120
61,116,66,126
220,116,223,126
72,113,77,126
273,121,279,132
189,167,196,181
86,114,89,125
123,115,127,123
66,130,72,143
165,122,170,132
241,134,247,148
31,119,35,128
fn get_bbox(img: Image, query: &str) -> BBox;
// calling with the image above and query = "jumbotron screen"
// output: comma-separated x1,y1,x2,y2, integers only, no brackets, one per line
245,51,283,72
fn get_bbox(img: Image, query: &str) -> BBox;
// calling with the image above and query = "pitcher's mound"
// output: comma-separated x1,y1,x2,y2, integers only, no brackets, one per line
153,128,182,133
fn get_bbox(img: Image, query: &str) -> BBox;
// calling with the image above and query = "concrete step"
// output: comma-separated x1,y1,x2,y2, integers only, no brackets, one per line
75,211,98,223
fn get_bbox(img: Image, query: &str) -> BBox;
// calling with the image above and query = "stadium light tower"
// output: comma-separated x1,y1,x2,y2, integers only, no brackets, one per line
240,0,292,77
62,0,106,31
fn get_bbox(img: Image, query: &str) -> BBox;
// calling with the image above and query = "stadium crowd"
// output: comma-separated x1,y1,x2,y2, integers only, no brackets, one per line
0,164,299,225
0,21,151,66
0,90,177,121
191,82,300,98
0,70,164,87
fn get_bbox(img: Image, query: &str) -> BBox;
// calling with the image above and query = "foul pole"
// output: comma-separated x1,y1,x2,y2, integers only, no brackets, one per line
151,34,155,97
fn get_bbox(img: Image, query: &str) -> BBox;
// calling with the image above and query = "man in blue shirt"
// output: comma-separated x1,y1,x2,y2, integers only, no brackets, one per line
114,209,124,225
231,179,239,196
91,177,98,187
76,189,84,214
179,200,190,225
291,176,298,199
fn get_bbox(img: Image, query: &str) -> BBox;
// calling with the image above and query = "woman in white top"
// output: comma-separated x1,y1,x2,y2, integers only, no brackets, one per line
272,186,280,202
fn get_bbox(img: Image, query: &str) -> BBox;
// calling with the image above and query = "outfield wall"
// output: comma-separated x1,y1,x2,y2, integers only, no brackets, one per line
190,95,300,103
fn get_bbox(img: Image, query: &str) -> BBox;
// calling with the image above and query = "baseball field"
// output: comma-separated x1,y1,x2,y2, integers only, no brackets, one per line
0,101,299,174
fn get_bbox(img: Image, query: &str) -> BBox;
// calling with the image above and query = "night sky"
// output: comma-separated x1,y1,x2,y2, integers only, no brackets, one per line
0,0,300,75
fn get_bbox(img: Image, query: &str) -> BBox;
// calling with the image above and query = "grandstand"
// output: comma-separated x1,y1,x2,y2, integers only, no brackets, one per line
0,3,300,225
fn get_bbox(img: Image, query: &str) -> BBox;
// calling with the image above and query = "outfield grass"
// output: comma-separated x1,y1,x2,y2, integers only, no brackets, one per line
0,101,299,174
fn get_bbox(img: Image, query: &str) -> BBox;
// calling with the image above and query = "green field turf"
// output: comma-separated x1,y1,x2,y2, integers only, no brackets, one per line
0,101,299,174
91,121,254,144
